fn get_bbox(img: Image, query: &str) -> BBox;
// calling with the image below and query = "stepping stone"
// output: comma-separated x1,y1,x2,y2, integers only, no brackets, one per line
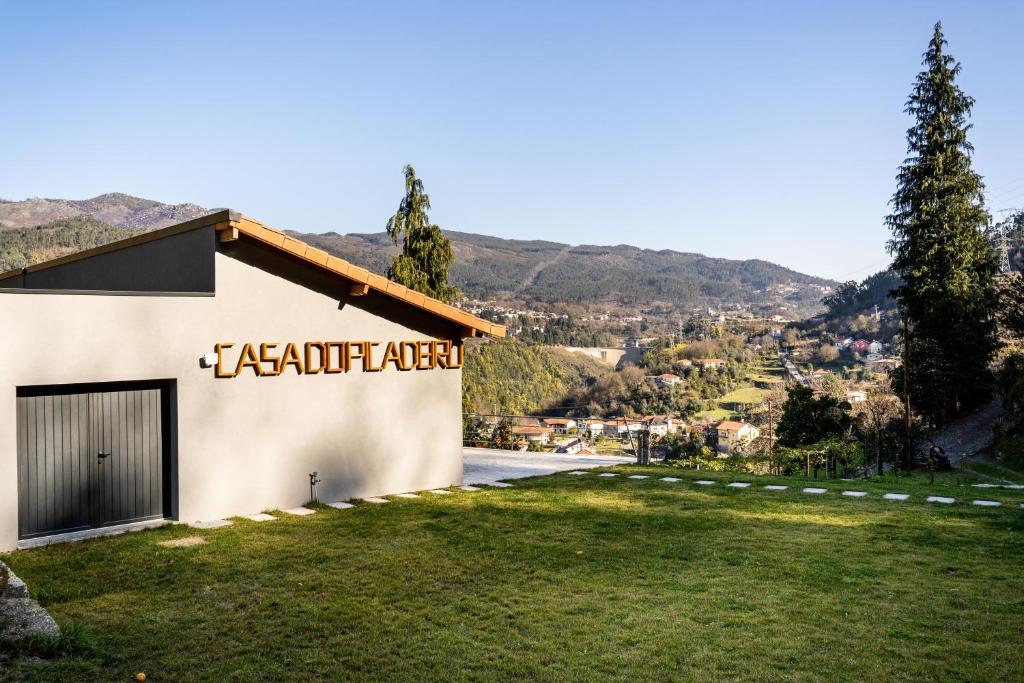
695,480,715,485
972,483,997,488
487,482,513,488
568,471,588,475
763,485,787,491
802,488,828,494
362,497,389,503
326,501,355,509
660,477,681,482
973,500,1001,507
628,475,649,480
426,489,451,495
283,507,316,516
843,491,868,497
926,496,955,504
598,473,618,478
458,486,480,492
1006,484,1024,489
157,536,206,548
190,519,232,529
883,493,910,501
394,493,420,498
246,513,277,522
727,482,751,488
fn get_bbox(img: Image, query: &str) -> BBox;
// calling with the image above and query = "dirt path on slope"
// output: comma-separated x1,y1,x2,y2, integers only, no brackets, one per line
516,245,572,294
920,397,1003,464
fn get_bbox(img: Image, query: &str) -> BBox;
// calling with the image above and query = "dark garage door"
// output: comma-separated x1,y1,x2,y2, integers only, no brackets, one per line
17,383,169,540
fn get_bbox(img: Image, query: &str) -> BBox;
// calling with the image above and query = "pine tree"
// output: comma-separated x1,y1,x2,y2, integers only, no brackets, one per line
385,164,457,303
886,22,999,424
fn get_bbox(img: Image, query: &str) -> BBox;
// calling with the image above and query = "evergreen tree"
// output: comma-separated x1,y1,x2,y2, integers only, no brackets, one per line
385,164,457,302
776,385,851,448
886,22,999,423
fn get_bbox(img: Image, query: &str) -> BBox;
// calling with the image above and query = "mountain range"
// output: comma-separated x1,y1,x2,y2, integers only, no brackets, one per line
0,194,834,312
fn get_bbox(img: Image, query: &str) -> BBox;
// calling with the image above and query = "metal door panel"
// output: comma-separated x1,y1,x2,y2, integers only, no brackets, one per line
16,393,92,539
17,385,165,539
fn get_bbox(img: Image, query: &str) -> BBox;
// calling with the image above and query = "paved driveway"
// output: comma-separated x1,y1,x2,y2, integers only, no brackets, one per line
463,447,634,485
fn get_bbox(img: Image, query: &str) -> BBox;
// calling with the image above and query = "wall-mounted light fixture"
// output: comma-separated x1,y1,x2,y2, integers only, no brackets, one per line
200,353,218,369
309,471,322,503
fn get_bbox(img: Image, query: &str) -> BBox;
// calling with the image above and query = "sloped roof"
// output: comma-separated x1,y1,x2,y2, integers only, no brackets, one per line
717,420,751,431
0,209,505,338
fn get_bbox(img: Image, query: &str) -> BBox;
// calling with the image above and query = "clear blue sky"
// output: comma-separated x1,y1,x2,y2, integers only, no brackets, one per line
2,1,1022,280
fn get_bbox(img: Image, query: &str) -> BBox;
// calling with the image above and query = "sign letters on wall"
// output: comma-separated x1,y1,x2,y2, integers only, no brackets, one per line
213,340,463,378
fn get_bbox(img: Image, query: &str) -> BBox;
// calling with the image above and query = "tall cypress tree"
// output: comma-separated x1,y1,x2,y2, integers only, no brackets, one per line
886,22,999,424
385,164,458,303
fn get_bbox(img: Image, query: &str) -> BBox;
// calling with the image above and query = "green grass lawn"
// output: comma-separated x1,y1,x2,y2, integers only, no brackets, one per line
717,385,770,405
696,407,735,422
3,468,1024,682
747,373,785,385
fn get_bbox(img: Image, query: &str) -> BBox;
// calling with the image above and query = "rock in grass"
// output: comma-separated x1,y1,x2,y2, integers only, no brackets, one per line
0,598,60,641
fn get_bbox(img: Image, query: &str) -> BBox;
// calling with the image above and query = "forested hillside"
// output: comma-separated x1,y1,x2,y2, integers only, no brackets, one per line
461,338,607,414
820,270,901,319
0,216,136,272
300,229,834,309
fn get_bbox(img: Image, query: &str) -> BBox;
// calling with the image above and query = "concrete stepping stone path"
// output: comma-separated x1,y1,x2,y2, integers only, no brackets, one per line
763,485,787,491
628,475,649,480
660,477,681,482
883,493,910,501
973,500,1001,507
926,496,955,504
802,488,828,494
326,501,355,509
157,536,206,548
283,507,316,516
458,486,481,492
487,482,513,488
426,489,451,495
394,493,420,498
598,473,618,478
362,497,390,503
568,471,588,475
695,480,715,485
842,491,867,497
190,519,232,529
727,482,751,488
246,513,277,522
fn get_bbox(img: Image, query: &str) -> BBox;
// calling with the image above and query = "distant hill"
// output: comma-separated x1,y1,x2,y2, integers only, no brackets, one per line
0,193,212,231
0,193,835,312
0,216,137,272
297,230,835,310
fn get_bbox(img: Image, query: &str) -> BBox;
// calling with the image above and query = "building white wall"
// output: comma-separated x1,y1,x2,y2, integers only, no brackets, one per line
0,251,463,550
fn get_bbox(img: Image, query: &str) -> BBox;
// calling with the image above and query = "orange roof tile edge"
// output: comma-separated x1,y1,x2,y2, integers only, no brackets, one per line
229,215,504,338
